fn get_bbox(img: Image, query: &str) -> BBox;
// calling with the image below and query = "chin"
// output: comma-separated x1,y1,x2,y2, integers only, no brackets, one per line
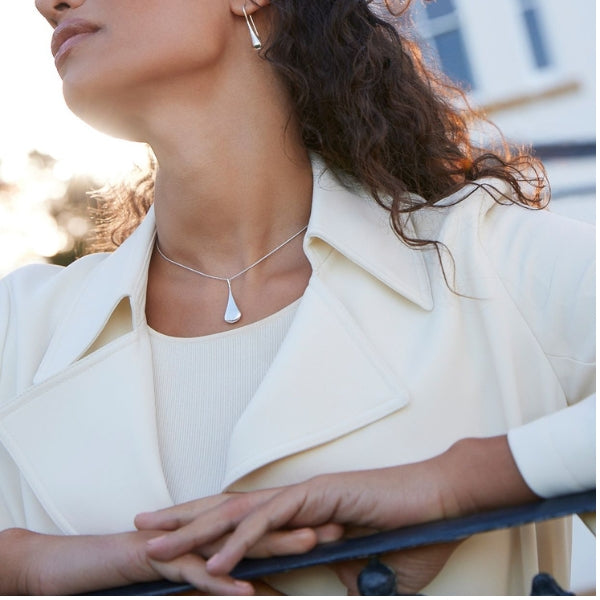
63,78,147,143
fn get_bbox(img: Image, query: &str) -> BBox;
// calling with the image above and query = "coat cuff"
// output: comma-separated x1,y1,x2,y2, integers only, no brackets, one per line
507,396,596,498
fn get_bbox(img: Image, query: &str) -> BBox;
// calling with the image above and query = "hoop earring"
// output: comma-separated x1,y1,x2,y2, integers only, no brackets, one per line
242,4,263,50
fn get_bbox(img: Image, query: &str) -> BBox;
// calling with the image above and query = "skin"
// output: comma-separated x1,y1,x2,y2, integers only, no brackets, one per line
37,0,313,338
136,436,538,594
0,523,340,595
0,0,538,594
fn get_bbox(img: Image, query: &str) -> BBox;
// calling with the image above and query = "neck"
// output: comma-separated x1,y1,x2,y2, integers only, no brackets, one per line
136,56,313,276
152,137,313,275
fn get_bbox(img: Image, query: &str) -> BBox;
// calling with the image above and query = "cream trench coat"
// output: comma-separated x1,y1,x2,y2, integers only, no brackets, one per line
0,160,595,595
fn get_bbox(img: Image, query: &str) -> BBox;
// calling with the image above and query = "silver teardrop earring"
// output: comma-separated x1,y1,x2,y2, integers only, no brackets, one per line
243,3,263,50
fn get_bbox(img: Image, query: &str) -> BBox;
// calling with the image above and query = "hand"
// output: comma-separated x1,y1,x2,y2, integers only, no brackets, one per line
138,461,452,576
2,527,257,596
144,523,342,595
138,436,537,592
137,468,453,594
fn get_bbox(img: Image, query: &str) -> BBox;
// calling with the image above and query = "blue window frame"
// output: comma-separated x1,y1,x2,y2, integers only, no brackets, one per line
519,0,551,68
425,0,455,19
414,0,476,90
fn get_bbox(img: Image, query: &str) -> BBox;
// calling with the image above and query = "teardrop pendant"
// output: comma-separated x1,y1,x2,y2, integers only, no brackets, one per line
224,279,242,324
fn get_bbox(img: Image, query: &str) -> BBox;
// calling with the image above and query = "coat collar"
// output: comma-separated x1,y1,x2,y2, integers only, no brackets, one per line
33,208,156,385
305,159,432,309
34,156,432,385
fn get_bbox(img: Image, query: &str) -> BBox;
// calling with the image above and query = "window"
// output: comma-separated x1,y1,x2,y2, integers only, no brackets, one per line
413,0,476,90
519,0,551,68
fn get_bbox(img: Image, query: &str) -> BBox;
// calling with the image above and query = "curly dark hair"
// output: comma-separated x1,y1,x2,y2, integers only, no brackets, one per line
91,0,547,252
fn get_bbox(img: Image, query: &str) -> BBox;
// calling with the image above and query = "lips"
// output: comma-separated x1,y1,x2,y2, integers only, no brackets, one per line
51,18,100,58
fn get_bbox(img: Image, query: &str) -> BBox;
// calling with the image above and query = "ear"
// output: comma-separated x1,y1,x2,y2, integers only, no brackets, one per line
230,0,270,17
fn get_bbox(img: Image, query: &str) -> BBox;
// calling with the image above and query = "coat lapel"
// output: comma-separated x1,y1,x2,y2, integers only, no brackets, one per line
0,208,171,534
33,208,157,386
223,274,411,488
0,329,172,534
223,164,433,487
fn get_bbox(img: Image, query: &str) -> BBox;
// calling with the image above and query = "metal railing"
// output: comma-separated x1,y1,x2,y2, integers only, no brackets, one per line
87,490,595,596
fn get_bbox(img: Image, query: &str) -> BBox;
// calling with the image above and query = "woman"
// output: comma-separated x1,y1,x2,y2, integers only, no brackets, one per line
0,0,594,595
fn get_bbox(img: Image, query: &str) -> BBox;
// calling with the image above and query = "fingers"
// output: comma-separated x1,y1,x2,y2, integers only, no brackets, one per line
149,554,254,596
145,486,305,565
204,478,358,574
391,542,460,594
144,491,283,562
196,527,317,560
135,488,280,532
244,523,343,559
142,480,345,576
135,494,237,531
204,489,312,575
145,517,235,562
148,520,342,564
330,559,365,595
246,528,318,558
314,523,346,545
155,522,342,565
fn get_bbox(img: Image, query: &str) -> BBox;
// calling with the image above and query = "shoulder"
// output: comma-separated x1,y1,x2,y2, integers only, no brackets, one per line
0,254,111,398
0,253,111,365
412,179,594,270
1,253,109,315
412,180,594,365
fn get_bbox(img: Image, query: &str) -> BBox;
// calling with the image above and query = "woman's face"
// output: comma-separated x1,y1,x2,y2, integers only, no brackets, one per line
34,0,242,136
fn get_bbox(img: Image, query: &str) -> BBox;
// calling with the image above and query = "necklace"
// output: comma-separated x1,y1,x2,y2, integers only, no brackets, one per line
155,225,308,324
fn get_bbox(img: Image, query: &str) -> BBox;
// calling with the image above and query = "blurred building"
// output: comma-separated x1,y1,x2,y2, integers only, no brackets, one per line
411,0,595,223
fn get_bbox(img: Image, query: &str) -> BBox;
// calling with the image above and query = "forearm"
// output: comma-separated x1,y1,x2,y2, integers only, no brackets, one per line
302,434,539,528
0,527,159,595
141,434,542,578
0,528,30,594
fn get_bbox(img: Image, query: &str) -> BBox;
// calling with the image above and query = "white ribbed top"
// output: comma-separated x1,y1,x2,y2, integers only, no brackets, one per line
149,300,300,503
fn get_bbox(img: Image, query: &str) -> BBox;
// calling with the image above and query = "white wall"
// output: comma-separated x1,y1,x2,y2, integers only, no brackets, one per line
455,0,595,145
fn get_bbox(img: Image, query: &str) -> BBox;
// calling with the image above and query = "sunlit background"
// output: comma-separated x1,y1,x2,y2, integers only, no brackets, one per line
0,1,596,593
0,2,595,276
0,2,148,273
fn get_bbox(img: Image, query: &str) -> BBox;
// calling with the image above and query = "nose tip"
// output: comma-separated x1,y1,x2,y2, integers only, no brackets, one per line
35,0,85,26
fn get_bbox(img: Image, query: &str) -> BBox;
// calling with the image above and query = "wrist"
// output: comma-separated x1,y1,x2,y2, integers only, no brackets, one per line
3,529,160,595
439,436,540,517
0,528,39,594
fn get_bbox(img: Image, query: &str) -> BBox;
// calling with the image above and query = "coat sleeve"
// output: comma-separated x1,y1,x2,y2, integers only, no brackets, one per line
477,199,595,497
507,395,595,497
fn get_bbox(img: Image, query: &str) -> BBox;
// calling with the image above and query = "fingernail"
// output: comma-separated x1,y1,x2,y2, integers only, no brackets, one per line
206,554,228,574
147,535,167,547
321,527,344,543
233,580,253,594
292,527,313,538
134,513,151,527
